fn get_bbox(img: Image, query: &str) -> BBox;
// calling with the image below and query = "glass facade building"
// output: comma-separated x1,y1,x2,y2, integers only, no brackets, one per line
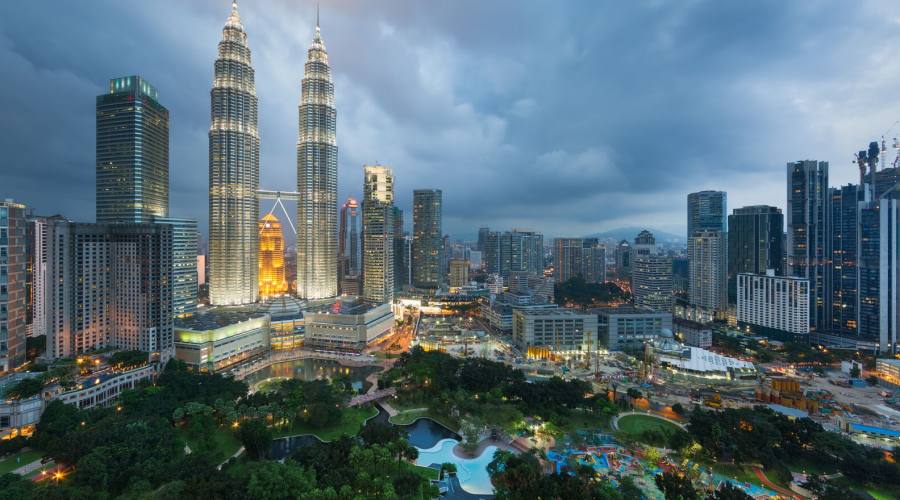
687,191,727,240
209,2,260,305
787,160,830,331
0,200,27,372
296,20,338,300
727,205,783,305
362,166,395,303
96,76,169,224
155,218,198,318
412,189,443,289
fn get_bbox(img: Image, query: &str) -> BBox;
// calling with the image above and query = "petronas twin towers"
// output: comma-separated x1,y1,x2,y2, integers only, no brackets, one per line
209,2,337,305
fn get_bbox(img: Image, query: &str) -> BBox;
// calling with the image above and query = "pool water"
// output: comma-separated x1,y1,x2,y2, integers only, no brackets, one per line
415,438,497,495
402,418,460,449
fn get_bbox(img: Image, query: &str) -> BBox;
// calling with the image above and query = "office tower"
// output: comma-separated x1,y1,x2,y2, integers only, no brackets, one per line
209,2,260,305
477,227,490,252
43,220,173,360
449,260,469,288
688,230,727,313
0,200,26,371
392,207,406,292
582,240,606,284
96,76,169,224
594,306,672,352
828,187,859,335
412,189,442,289
512,308,598,353
737,272,809,340
632,254,673,313
615,240,632,280
296,18,338,300
727,205,784,305
441,234,450,282
553,238,584,283
484,230,544,278
633,230,657,257
338,198,360,295
880,185,900,354
687,191,727,239
258,213,287,299
362,165,394,303
155,218,199,317
787,160,829,330
672,256,689,294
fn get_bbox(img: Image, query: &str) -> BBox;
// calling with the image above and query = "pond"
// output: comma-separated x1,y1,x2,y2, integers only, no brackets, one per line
243,357,380,393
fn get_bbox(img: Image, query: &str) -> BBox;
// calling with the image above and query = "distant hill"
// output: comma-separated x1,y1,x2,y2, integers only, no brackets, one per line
586,227,684,244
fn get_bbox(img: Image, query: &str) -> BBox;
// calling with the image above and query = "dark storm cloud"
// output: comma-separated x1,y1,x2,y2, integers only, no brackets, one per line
2,0,900,241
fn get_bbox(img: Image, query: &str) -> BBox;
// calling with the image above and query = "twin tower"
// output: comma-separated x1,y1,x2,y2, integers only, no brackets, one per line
209,2,337,305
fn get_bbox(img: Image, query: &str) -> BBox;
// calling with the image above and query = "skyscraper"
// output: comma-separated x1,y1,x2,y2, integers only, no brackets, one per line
338,198,360,294
296,17,338,300
362,165,394,303
96,76,169,224
687,191,727,240
787,160,829,330
553,238,584,283
156,218,199,317
0,200,27,372
880,184,900,354
631,231,673,312
392,206,406,292
412,189,442,289
209,2,260,305
258,213,287,299
727,205,784,304
615,240,632,280
829,186,859,335
688,230,727,313
483,230,544,278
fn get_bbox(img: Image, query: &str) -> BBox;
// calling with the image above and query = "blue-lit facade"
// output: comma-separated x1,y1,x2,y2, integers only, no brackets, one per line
155,217,198,318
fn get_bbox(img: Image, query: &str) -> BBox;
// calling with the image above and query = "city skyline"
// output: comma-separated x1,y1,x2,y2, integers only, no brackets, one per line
5,1,900,240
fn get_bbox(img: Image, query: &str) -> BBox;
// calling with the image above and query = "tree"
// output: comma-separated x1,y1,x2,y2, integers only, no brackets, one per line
245,462,315,500
672,403,686,416
4,377,44,400
237,419,272,460
655,471,698,500
849,365,861,379
711,482,753,500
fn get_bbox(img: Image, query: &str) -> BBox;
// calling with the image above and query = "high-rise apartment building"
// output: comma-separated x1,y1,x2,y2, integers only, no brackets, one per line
412,189,442,289
392,207,406,292
727,205,783,305
338,198,360,295
362,165,394,303
96,76,169,224
787,160,829,330
209,2,260,305
880,184,900,355
483,230,544,278
553,238,584,283
615,240,632,280
155,218,198,317
296,19,338,300
737,272,809,340
42,220,174,360
633,254,673,313
582,241,606,284
0,200,27,372
687,191,727,240
688,230,727,313
258,214,287,299
449,259,470,288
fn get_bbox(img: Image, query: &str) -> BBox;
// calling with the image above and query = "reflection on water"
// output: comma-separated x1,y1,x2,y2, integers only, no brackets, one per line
402,417,460,449
243,357,379,392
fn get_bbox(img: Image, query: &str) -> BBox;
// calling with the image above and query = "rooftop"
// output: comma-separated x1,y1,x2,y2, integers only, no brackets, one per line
308,298,381,316
175,307,267,331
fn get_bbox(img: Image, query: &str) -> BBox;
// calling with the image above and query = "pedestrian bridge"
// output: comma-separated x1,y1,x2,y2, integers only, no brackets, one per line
347,387,397,407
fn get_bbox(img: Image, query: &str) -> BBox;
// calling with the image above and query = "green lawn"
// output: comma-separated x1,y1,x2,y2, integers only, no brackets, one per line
616,414,683,436
180,427,242,460
712,464,763,486
0,449,43,475
273,406,378,441
409,463,440,481
389,408,459,432
867,486,900,500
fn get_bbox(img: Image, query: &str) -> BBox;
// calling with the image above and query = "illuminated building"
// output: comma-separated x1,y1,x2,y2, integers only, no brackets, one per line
512,308,597,353
484,230,544,278
412,189,442,289
881,184,900,354
736,271,809,340
175,307,270,372
448,259,469,288
96,76,168,224
688,230,727,314
0,200,27,372
296,16,338,300
338,198,360,295
787,160,829,330
155,218,198,318
209,1,260,305
362,165,394,303
258,213,287,298
304,298,393,352
595,306,672,352
728,205,783,305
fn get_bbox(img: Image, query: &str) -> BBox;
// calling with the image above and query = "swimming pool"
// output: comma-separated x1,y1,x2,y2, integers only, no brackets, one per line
415,438,497,495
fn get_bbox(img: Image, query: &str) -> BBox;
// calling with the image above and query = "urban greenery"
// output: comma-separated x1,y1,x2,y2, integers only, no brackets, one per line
553,276,630,308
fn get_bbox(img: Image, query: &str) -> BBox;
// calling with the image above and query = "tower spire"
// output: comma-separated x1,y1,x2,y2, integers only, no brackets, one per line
316,2,320,29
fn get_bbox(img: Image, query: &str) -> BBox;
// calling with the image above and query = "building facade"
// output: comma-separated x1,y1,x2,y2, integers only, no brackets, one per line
632,254,674,313
512,308,597,353
412,189,442,289
175,308,270,372
786,160,829,331
209,2,260,305
483,230,544,278
338,198,360,295
673,318,712,348
258,214,287,299
688,230,727,313
155,217,198,318
296,20,338,300
362,165,394,303
727,205,783,305
96,76,169,224
0,201,27,372
594,306,672,352
687,191,727,240
736,272,809,340
449,259,469,288
880,185,900,354
304,299,393,352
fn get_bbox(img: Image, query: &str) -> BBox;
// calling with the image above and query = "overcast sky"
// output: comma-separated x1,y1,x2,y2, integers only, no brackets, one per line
3,0,900,244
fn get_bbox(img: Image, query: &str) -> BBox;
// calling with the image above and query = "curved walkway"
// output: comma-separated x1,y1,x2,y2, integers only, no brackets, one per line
752,467,805,499
612,411,687,432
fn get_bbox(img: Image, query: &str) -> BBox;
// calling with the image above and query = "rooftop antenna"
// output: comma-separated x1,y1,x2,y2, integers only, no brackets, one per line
316,1,320,28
